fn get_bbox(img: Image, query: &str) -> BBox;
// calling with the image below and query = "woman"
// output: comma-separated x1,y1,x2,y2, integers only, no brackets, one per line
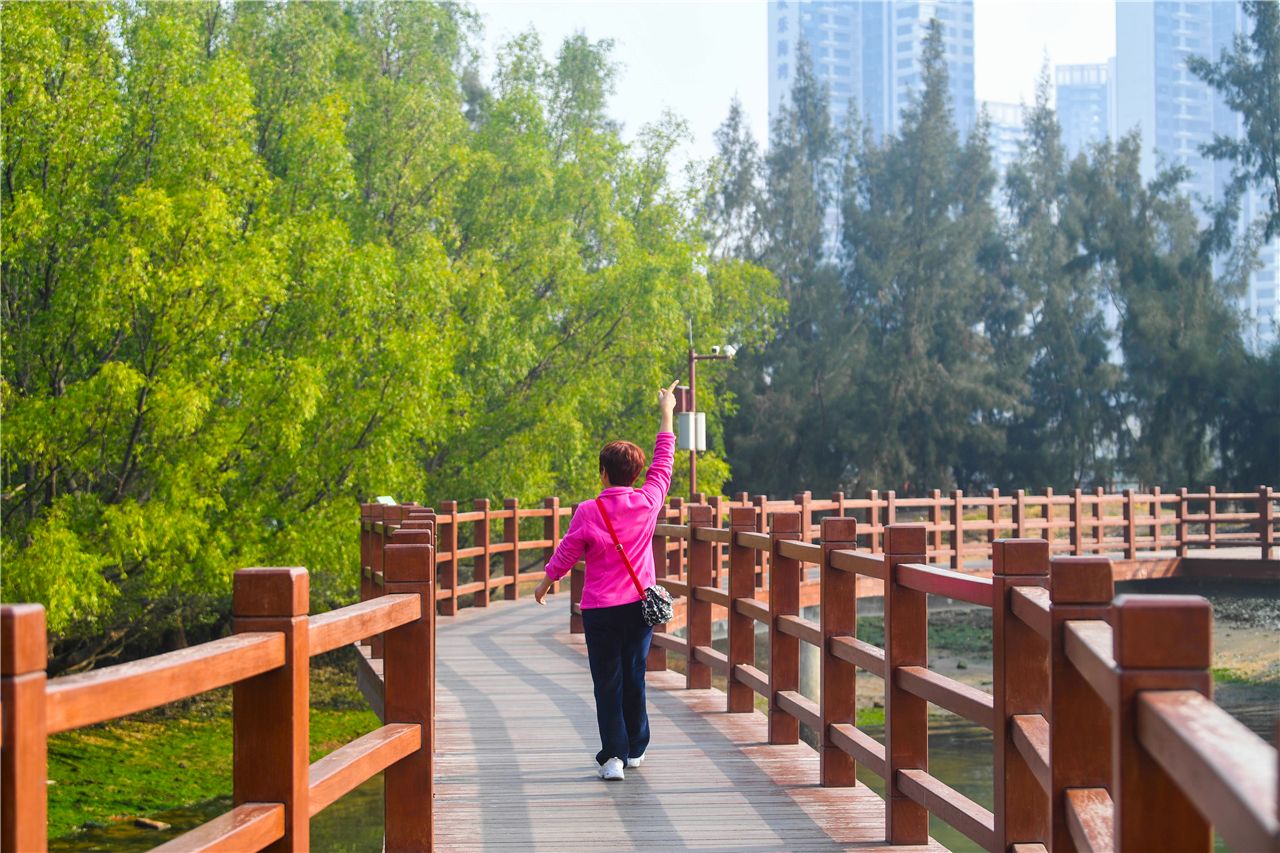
534,380,680,781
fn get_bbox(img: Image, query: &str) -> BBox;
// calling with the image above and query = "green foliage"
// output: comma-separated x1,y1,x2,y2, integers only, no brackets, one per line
1,2,779,665
1187,0,1280,244
714,20,1275,497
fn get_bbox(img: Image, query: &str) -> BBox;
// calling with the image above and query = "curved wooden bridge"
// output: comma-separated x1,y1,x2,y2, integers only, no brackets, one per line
3,487,1279,851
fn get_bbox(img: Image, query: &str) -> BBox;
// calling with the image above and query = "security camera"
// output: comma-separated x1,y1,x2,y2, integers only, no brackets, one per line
723,344,738,358
710,345,721,355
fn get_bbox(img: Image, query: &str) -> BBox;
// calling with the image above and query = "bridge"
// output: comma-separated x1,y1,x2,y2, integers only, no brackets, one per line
3,487,1278,851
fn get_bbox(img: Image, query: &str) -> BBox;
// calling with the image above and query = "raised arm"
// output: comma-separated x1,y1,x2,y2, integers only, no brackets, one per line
658,379,678,435
640,380,680,506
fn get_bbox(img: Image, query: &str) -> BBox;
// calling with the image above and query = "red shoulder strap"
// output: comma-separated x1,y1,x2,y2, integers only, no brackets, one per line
595,497,646,597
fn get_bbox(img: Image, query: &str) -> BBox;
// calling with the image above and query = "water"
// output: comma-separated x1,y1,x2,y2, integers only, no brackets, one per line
51,776,384,852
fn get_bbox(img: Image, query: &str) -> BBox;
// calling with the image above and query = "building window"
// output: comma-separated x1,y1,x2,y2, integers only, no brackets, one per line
835,65,850,76
897,23,913,35
834,48,850,60
778,41,790,56
897,57,913,69
778,16,788,32
778,63,789,79
834,15,850,26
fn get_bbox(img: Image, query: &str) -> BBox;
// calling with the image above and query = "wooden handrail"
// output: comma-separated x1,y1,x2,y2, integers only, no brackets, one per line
1064,620,1118,709
895,562,994,607
307,723,421,817
895,665,995,730
45,633,285,734
1136,690,1279,852
150,803,285,853
1064,788,1114,853
308,594,420,657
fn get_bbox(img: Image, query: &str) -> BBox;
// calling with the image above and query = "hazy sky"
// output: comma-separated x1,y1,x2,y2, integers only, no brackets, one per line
477,0,1117,162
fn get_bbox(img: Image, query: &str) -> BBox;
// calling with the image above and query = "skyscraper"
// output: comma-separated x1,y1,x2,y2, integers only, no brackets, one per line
1114,0,1277,348
1055,63,1110,159
768,0,976,142
982,100,1025,179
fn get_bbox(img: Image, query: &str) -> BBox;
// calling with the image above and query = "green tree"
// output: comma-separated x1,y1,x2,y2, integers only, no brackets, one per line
1000,75,1122,489
1187,0,1280,244
838,20,1013,493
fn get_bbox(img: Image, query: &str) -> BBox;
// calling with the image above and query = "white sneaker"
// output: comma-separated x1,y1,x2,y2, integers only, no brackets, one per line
598,757,625,781
626,753,645,769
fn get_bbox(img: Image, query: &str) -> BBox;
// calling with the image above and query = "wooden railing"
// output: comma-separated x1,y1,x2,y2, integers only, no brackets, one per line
604,508,1280,851
661,485,1278,571
1,528,437,852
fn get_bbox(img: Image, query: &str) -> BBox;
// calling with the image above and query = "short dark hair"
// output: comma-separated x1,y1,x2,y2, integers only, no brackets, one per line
599,440,646,487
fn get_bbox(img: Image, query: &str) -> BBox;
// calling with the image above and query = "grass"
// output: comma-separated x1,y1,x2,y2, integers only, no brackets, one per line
854,610,992,658
48,647,379,840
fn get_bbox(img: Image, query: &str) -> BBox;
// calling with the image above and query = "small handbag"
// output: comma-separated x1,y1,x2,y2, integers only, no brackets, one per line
595,497,673,627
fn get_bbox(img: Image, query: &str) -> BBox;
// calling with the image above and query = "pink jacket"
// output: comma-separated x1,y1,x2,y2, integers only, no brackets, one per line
544,432,676,609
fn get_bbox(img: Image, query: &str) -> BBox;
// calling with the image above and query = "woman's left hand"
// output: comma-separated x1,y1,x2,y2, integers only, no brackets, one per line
534,576,553,604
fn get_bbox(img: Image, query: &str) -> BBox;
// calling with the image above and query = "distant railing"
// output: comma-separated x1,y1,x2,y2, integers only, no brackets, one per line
367,486,1277,624
1,530,437,852
604,509,1280,851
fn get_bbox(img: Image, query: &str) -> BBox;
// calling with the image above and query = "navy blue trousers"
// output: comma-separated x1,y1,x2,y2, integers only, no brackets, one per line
582,600,653,765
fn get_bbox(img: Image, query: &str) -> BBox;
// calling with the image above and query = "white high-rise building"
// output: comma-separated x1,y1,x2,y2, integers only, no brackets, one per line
1114,0,1278,349
768,0,976,142
1055,63,1110,160
982,100,1026,179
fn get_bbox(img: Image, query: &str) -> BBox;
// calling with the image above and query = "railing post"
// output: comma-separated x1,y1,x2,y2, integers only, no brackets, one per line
669,496,686,580
884,523,928,844
686,505,714,689
233,567,310,851
360,503,376,615
795,490,813,541
727,506,757,712
820,516,859,787
992,539,1050,849
2,604,48,853
384,536,436,852
1111,594,1213,852
868,489,882,553
474,498,491,607
370,506,389,658
1123,488,1137,560
753,494,769,585
1071,488,1084,556
1044,487,1055,553
1150,487,1162,553
1014,489,1027,539
543,497,561,593
987,488,1000,560
951,489,964,570
709,495,725,584
503,498,520,600
440,500,459,616
1177,488,1189,557
930,489,943,561
768,511,802,745
1048,557,1114,852
1260,485,1275,559
648,531,668,672
1207,485,1218,548
1094,487,1106,553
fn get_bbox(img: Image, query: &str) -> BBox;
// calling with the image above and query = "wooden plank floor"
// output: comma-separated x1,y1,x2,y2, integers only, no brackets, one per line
423,596,947,852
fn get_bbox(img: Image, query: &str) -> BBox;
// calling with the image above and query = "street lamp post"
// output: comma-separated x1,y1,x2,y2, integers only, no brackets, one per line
686,344,736,500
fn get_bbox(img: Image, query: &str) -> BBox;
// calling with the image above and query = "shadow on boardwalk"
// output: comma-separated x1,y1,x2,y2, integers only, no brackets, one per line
432,597,946,852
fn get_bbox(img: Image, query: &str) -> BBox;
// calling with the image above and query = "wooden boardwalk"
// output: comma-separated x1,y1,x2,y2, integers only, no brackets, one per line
425,597,945,852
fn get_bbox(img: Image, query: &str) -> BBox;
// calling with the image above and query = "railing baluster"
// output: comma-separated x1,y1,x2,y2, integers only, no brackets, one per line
474,498,491,607
648,530,668,672
884,523,929,843
754,494,768,585
820,516,859,787
1208,485,1218,548
1123,489,1137,560
503,498,520,600
383,536,436,852
440,500,459,616
768,511,802,745
233,567,310,851
993,539,1050,849
687,505,714,690
951,489,965,570
1260,485,1275,559
1049,556,1114,852
543,496,561,593
1112,594,1213,851
727,506,757,713
710,494,725,584
1,604,48,853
